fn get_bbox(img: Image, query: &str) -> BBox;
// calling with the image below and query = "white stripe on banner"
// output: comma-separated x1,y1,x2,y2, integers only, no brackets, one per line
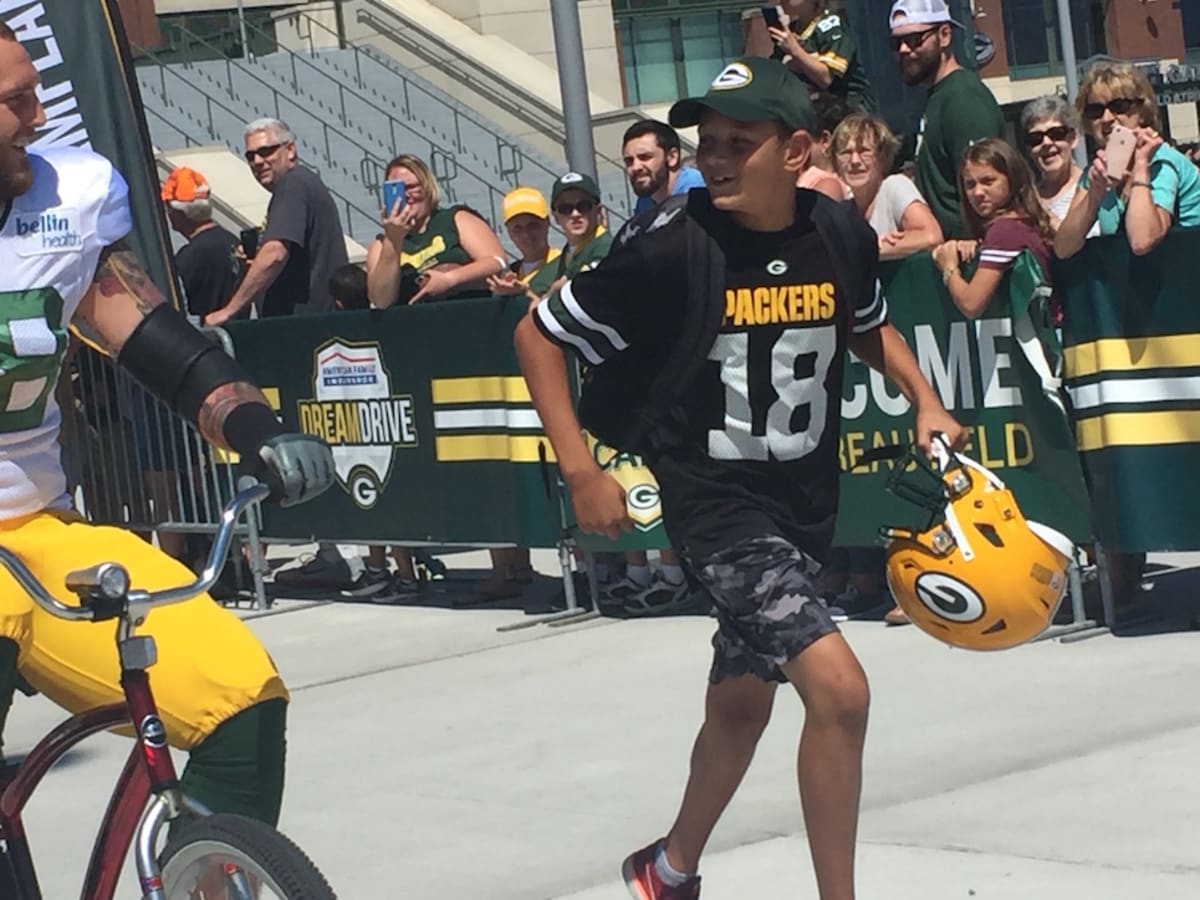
560,280,629,352
1068,375,1200,410
535,300,604,365
434,409,544,430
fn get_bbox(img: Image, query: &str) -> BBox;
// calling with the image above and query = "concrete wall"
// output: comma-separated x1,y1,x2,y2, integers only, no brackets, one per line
422,0,624,107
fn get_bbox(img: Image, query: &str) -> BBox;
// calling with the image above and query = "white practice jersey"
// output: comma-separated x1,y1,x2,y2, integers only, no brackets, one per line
0,148,132,519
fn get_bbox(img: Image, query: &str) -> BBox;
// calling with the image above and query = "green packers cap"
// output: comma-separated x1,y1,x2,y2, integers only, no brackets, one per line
550,171,602,205
668,58,817,133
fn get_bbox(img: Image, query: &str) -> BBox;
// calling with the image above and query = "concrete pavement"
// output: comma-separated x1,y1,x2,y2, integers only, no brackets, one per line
5,550,1199,898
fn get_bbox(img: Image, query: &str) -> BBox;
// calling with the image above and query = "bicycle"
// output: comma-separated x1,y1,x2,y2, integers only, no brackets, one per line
0,482,336,899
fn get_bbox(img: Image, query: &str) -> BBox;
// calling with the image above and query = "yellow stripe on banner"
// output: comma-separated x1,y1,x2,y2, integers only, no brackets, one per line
430,376,532,405
1076,410,1200,452
1065,335,1200,378
435,434,555,463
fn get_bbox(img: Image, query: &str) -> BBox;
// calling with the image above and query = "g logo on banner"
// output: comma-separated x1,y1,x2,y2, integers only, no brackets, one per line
914,572,986,623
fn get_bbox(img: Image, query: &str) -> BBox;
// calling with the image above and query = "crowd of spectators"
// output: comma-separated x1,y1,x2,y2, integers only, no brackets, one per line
143,0,1200,616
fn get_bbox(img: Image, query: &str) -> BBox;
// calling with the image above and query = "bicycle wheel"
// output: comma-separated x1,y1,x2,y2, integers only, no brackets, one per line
160,813,337,899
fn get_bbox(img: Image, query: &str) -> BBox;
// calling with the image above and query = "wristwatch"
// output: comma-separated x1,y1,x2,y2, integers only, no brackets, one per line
941,266,959,286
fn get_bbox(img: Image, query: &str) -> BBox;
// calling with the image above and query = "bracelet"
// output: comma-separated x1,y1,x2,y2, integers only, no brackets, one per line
941,266,959,286
1129,180,1152,190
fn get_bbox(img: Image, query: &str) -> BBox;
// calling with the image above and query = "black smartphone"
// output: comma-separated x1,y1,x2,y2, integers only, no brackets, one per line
761,4,783,30
239,227,260,260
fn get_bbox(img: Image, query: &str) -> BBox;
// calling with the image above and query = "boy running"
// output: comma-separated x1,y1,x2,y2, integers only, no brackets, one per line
514,57,962,899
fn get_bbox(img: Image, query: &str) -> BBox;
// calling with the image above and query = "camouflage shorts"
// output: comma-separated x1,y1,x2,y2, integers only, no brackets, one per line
690,534,840,684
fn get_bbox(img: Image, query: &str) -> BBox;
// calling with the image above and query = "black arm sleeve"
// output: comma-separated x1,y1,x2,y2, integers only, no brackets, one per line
116,305,282,454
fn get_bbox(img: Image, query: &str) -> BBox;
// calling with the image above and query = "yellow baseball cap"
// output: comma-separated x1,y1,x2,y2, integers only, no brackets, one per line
503,186,549,222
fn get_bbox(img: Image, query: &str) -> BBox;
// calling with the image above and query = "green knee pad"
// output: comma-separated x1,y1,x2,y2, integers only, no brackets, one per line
179,697,287,826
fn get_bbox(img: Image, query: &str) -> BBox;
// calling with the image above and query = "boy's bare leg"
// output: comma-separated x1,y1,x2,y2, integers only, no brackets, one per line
780,632,870,900
661,675,777,874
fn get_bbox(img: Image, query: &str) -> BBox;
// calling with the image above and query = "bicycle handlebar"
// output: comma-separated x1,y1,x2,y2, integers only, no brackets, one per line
0,482,270,623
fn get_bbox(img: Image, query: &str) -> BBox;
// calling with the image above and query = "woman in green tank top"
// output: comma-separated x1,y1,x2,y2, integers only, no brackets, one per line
366,154,508,306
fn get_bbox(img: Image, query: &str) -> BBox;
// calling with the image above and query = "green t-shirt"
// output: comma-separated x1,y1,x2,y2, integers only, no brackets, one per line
395,205,489,303
914,68,1005,238
527,227,613,297
773,10,877,113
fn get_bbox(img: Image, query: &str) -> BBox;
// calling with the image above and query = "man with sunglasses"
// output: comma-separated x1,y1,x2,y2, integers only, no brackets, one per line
527,172,613,300
205,117,348,325
890,0,1003,237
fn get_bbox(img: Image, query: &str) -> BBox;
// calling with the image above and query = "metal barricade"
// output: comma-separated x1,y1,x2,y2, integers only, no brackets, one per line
64,340,268,609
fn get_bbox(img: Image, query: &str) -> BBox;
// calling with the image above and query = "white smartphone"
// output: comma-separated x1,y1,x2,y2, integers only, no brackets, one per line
1105,124,1137,179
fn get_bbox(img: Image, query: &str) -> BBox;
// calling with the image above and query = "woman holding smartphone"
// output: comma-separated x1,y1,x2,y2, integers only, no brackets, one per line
366,154,508,306
1055,62,1200,260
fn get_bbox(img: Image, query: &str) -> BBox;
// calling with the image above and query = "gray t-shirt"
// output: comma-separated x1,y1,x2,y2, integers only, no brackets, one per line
260,165,348,316
867,174,924,237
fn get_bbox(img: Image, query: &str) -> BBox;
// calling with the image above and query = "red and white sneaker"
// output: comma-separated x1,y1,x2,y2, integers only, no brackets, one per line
621,840,701,900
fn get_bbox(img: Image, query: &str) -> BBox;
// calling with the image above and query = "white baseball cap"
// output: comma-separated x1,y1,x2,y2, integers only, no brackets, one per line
889,0,962,30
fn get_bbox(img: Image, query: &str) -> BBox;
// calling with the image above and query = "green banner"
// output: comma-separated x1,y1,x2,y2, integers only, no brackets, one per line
1057,230,1200,552
835,253,1090,546
225,299,563,547
5,0,180,304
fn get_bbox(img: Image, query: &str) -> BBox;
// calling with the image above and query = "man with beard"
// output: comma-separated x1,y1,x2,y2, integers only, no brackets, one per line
0,25,333,826
623,120,705,216
890,0,1003,237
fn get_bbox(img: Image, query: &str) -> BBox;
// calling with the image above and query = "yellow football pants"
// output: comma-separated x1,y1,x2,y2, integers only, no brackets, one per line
0,510,288,750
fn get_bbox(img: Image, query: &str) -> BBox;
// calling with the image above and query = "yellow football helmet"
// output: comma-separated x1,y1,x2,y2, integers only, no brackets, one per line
881,438,1073,651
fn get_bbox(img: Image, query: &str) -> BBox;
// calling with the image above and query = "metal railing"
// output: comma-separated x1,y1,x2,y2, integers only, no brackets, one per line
133,34,389,241
300,1,636,215
63,345,265,603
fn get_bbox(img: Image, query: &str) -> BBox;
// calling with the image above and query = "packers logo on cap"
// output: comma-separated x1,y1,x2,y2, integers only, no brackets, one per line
710,62,753,91
560,172,584,183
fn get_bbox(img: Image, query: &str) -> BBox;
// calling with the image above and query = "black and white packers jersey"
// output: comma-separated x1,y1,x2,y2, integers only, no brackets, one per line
534,190,886,560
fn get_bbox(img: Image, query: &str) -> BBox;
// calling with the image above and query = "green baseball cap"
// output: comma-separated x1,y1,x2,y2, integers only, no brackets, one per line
550,171,602,206
669,58,817,133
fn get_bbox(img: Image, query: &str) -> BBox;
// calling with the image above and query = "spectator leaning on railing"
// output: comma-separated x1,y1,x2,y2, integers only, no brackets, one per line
487,187,560,302
1020,95,1088,232
526,172,613,300
1054,62,1200,260
833,113,943,260
366,154,508,307
206,117,348,325
933,139,1055,321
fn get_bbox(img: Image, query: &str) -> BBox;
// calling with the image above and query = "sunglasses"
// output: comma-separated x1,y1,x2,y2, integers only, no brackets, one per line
890,26,939,52
1024,125,1074,148
1082,97,1142,120
244,143,284,162
554,199,596,216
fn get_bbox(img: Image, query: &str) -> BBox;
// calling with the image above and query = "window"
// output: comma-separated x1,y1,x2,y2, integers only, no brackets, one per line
616,9,744,106
1002,0,1105,79
140,12,277,64
1183,0,1200,61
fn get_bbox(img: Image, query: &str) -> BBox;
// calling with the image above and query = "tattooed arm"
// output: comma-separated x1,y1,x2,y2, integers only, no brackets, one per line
75,242,276,450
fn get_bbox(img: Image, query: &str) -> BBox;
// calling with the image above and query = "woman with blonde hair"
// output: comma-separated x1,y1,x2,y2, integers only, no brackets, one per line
933,138,1056,320
366,154,508,306
832,112,942,258
1055,62,1200,259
